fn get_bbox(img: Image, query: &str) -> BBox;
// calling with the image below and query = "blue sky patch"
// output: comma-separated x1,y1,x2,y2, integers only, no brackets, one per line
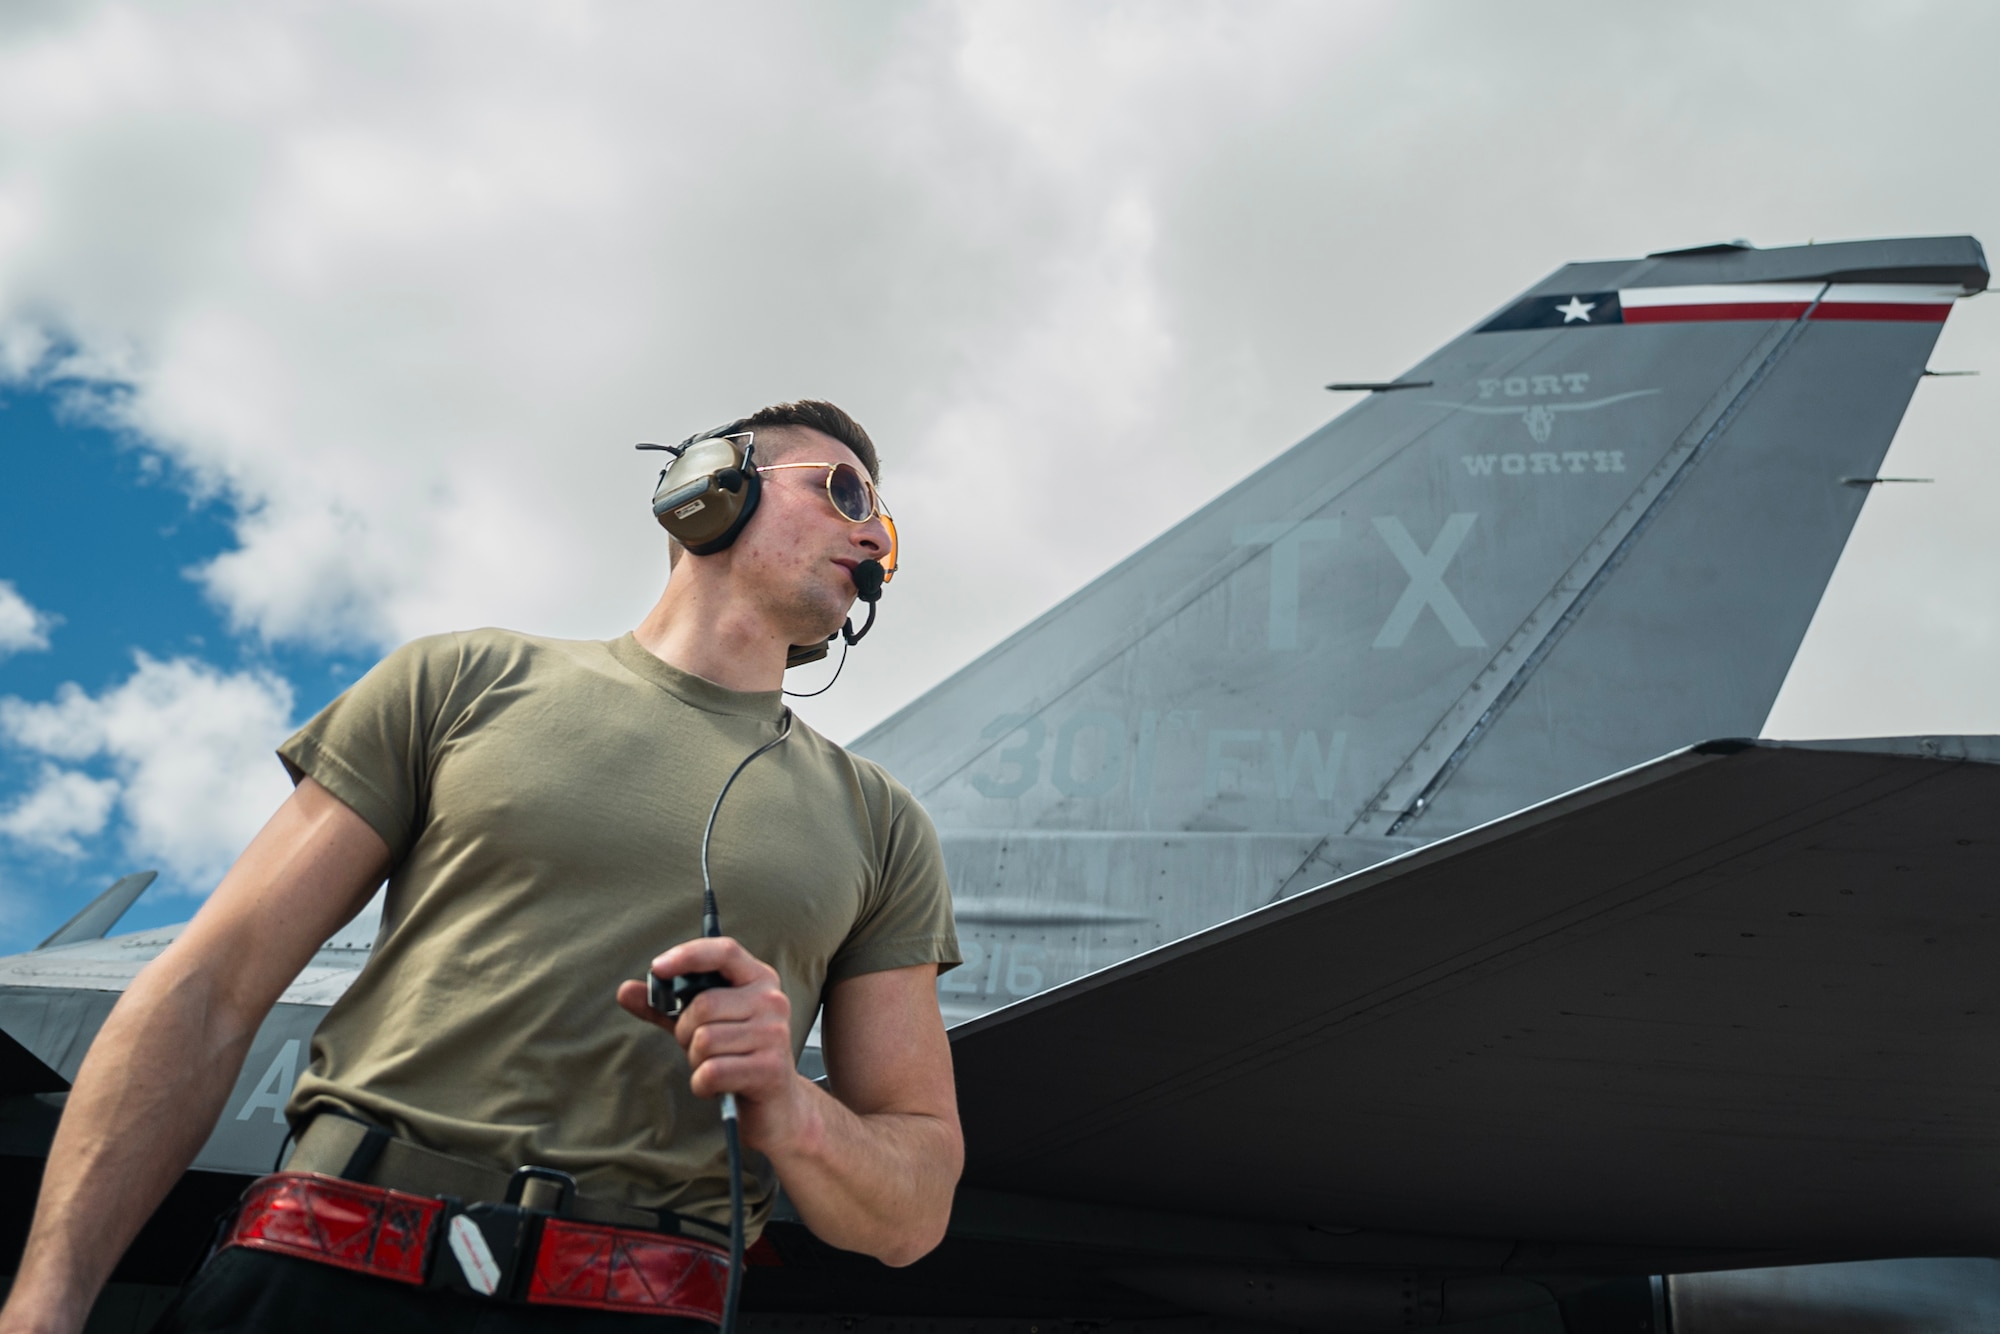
0,384,357,950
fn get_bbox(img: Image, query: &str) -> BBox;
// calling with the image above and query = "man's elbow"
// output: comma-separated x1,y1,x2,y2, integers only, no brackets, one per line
877,1235,941,1269
877,1121,963,1268
876,1208,952,1268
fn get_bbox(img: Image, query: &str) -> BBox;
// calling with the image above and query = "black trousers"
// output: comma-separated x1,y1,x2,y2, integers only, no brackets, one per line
154,1247,715,1334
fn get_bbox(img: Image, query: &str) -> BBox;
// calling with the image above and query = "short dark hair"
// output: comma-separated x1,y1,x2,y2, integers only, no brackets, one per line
725,400,880,480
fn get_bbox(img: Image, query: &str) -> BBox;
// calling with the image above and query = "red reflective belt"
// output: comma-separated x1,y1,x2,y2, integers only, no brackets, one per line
221,1172,729,1322
527,1217,727,1315
226,1174,438,1284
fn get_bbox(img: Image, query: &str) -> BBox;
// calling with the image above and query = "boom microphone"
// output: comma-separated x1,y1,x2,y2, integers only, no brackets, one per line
850,558,884,604
843,559,884,646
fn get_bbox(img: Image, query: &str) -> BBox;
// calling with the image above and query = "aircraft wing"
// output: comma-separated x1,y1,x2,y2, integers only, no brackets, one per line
947,735,2000,1265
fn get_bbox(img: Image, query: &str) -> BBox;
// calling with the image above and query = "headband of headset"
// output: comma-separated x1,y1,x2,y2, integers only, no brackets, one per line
647,425,762,556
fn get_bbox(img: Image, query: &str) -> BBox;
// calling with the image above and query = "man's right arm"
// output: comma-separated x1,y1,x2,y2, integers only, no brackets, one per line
0,777,391,1334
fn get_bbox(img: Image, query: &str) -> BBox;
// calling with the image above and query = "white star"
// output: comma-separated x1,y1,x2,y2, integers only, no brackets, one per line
1556,296,1596,323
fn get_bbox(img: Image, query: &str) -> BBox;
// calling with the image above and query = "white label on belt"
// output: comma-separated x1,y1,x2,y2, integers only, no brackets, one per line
447,1214,502,1295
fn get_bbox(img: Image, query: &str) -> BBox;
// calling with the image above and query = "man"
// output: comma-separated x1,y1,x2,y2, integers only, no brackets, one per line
0,400,963,1333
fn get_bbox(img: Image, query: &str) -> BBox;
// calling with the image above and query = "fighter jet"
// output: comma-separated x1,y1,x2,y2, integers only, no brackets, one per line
2,234,1995,1333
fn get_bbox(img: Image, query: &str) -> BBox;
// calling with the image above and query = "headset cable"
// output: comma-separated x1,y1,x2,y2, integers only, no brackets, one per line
652,709,793,1334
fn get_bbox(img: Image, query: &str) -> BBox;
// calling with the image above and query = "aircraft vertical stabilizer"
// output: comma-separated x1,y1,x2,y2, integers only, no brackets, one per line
851,236,1987,1009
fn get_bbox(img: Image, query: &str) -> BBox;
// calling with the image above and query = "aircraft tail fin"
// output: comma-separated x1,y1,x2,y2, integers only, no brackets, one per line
856,236,1988,845
37,871,157,950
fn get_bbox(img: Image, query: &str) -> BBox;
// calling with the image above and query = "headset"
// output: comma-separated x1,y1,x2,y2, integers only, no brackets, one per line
636,424,886,672
641,425,765,555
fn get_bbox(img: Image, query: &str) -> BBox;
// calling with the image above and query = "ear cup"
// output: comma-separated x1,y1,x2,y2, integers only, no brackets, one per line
652,436,763,554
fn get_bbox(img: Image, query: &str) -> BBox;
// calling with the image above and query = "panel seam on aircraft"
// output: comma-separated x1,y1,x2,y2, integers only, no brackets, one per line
1262,833,1333,906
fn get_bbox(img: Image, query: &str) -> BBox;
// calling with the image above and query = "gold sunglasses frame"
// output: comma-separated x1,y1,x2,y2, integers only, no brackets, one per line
754,461,898,580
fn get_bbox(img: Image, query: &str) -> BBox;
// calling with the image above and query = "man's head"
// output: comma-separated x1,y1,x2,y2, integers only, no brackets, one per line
662,400,880,571
656,400,893,650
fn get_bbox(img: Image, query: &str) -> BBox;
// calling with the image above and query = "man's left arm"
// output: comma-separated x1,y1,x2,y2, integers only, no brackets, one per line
617,946,962,1266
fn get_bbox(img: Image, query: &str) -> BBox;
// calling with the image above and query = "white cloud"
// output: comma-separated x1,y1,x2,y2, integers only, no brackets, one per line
0,765,117,856
0,656,296,889
0,0,1397,740
0,581,55,656
0,0,1993,744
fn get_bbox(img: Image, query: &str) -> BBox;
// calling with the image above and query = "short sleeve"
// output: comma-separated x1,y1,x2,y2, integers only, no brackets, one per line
826,789,960,985
278,634,464,863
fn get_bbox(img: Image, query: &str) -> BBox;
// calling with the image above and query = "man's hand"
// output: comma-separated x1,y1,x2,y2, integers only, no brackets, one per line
614,937,811,1153
616,946,962,1267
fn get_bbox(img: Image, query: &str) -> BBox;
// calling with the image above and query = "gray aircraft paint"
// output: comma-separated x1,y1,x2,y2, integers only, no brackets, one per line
0,899,379,1174
0,235,1992,1331
36,872,156,950
849,236,1984,1026
1670,1257,2000,1332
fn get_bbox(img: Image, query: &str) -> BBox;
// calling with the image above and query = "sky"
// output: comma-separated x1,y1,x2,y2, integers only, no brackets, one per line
1,0,1996,950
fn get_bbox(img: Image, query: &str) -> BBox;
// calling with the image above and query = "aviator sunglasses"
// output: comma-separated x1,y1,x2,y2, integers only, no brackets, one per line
755,458,898,581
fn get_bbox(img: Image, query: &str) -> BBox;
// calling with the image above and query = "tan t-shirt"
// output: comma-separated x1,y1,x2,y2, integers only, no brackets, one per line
279,629,958,1233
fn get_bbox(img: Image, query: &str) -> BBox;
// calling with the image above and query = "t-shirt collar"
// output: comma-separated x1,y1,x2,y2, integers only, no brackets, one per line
608,634,787,721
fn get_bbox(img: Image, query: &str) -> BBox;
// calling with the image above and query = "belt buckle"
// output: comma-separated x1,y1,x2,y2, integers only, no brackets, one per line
506,1165,577,1216
427,1166,578,1302
432,1199,529,1301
